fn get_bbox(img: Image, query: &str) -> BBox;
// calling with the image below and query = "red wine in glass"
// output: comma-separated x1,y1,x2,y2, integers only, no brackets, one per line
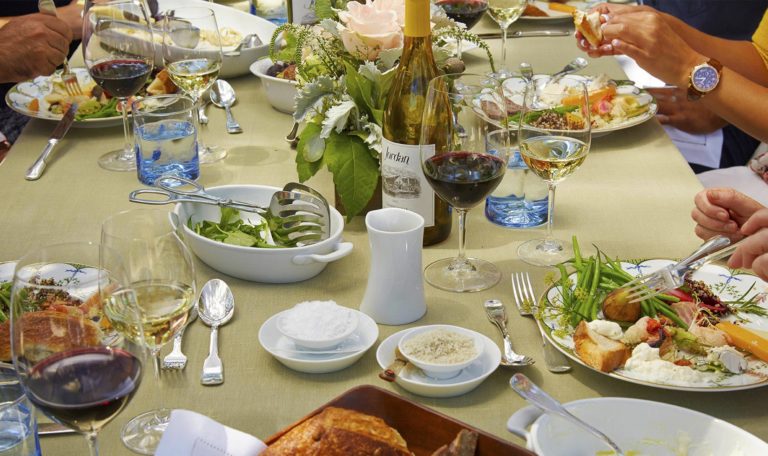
423,151,506,209
24,347,142,433
89,59,152,98
437,0,489,29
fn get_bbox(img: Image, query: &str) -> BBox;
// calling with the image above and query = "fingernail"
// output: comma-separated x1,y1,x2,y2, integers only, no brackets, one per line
611,38,621,47
601,14,609,22
600,44,613,52
709,189,721,200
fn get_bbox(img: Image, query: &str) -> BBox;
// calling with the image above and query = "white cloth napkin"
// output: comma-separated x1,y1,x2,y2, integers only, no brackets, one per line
155,410,267,456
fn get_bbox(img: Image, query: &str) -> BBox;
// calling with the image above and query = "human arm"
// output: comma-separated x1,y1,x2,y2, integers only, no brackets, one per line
646,86,728,134
691,188,765,241
0,14,73,83
727,209,768,281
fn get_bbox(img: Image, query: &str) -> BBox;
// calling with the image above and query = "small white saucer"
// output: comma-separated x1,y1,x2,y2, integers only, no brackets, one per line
376,327,501,398
259,308,378,374
0,261,16,282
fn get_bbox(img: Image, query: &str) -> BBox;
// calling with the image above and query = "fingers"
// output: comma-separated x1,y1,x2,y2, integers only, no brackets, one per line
691,189,740,233
728,229,768,273
741,208,768,236
706,188,763,223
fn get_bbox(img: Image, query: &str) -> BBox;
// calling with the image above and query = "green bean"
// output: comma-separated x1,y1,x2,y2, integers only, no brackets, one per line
573,235,583,269
653,300,687,328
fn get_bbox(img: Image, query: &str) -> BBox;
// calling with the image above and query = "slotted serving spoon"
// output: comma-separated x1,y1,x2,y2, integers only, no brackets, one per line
128,176,331,247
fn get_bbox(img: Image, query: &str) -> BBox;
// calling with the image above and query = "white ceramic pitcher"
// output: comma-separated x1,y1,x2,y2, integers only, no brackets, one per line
360,208,426,325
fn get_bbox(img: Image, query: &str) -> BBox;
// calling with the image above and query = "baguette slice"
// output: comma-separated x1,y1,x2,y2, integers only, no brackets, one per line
573,10,603,47
574,320,631,372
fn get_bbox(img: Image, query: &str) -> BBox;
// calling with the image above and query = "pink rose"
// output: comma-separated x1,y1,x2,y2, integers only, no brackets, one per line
338,0,403,61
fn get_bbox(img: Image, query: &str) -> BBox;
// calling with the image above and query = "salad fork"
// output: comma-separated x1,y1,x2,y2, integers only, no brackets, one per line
484,299,534,367
162,307,197,370
511,272,571,373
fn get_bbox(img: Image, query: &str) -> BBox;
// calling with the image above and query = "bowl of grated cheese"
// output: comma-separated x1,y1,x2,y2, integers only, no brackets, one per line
277,301,359,350
398,325,484,379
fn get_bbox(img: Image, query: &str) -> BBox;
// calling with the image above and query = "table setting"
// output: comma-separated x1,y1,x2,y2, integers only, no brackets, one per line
2,0,768,455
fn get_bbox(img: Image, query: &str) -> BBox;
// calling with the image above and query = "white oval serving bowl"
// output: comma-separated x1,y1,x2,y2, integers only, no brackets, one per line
157,0,277,78
259,308,378,374
276,301,359,350
250,59,298,114
376,327,500,398
172,185,352,283
397,325,484,380
507,397,768,455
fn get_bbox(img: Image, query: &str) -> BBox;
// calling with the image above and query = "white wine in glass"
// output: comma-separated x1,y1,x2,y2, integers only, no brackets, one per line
163,7,226,164
517,75,592,266
486,0,527,67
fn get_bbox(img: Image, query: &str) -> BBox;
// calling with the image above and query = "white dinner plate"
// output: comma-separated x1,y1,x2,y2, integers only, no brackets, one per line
376,326,500,398
538,259,768,392
259,308,378,374
519,1,587,21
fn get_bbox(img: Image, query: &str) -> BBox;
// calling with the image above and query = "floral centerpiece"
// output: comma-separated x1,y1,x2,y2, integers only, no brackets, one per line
269,0,494,219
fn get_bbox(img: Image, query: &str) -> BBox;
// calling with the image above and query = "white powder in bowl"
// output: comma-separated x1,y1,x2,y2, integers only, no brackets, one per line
401,329,477,365
279,300,357,341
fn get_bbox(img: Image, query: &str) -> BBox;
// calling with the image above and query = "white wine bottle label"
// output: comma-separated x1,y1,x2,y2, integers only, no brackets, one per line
381,138,435,227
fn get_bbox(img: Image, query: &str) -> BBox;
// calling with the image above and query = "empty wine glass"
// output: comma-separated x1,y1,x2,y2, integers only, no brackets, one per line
101,208,197,455
10,241,146,456
487,0,527,67
517,75,592,266
83,0,155,171
162,7,226,164
420,73,516,292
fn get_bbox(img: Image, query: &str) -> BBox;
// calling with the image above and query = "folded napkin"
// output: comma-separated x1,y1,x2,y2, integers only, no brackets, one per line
155,410,267,456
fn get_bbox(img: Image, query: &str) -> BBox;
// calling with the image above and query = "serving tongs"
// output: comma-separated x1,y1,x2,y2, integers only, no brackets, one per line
128,176,331,247
620,235,743,303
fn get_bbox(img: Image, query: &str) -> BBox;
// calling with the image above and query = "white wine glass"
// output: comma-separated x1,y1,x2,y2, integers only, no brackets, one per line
83,0,155,171
10,241,146,456
420,73,514,292
101,208,197,455
486,0,527,67
162,7,226,164
517,75,592,266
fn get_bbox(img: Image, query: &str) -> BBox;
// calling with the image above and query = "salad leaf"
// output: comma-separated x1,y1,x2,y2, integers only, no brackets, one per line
76,98,119,120
189,209,277,248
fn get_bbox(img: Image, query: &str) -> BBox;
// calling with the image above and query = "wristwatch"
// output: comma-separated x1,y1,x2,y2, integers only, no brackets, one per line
687,58,723,101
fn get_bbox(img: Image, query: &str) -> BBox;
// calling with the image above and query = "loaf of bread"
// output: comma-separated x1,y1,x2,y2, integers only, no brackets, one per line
263,407,412,456
0,311,102,362
573,320,631,372
573,10,603,47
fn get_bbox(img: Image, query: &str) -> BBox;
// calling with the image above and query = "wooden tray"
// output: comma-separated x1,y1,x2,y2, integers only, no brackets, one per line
265,384,534,455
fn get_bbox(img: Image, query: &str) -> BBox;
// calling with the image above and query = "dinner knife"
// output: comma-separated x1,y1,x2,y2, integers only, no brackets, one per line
477,30,571,39
38,422,76,436
25,103,78,181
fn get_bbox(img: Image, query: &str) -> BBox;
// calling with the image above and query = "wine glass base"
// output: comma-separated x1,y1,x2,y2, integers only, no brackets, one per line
424,257,501,293
98,149,136,172
121,408,171,455
517,238,573,267
199,145,227,164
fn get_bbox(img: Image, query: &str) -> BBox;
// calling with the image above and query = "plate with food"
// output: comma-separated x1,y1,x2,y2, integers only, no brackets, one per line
536,241,768,391
520,1,586,21
5,68,177,128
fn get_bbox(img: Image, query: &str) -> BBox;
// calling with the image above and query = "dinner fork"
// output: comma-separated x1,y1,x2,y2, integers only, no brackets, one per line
163,307,197,369
621,235,738,303
38,0,82,97
511,272,571,373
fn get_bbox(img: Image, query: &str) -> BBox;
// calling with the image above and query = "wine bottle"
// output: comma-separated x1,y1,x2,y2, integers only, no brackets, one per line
382,0,451,246
287,0,316,24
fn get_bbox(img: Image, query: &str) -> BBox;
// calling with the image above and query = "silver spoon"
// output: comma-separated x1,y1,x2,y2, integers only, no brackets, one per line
509,374,625,456
198,279,235,386
551,57,588,81
483,299,534,367
211,80,242,134
223,33,263,57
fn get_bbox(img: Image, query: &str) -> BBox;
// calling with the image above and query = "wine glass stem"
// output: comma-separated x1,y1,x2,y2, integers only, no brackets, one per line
501,26,508,67
545,182,557,240
456,208,468,261
192,95,207,151
151,348,165,409
119,97,133,161
85,431,99,456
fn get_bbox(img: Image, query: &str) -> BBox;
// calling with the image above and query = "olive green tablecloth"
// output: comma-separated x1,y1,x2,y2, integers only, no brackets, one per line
3,12,766,456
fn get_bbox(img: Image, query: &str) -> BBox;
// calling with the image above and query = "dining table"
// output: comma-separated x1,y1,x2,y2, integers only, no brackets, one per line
3,5,768,455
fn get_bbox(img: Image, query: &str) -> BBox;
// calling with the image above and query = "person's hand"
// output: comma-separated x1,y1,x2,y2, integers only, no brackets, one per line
727,209,768,281
647,87,728,134
58,0,84,40
691,188,765,241
0,14,72,83
574,3,651,57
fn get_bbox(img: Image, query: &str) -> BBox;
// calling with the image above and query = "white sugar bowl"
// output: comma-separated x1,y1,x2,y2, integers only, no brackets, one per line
276,301,359,350
398,325,484,379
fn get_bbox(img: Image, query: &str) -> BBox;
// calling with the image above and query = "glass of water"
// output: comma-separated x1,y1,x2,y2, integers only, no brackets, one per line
132,94,200,186
0,362,40,456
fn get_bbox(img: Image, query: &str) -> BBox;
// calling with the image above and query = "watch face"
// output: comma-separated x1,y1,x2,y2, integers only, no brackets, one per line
692,65,719,92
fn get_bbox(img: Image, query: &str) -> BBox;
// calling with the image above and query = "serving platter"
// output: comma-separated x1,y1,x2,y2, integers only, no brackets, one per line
265,385,534,455
537,259,768,392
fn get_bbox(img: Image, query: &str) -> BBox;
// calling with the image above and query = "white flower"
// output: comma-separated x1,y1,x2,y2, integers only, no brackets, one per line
338,0,403,61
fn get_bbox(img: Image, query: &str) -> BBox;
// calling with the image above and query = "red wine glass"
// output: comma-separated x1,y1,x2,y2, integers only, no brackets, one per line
83,0,155,171
420,73,515,292
10,241,146,456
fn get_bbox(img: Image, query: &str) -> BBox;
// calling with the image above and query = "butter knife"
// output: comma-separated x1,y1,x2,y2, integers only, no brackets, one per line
478,30,571,39
25,103,78,181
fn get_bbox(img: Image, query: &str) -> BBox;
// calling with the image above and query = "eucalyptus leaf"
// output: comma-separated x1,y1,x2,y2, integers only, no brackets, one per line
321,98,357,138
294,76,336,122
297,122,325,178
318,18,340,38
377,48,402,71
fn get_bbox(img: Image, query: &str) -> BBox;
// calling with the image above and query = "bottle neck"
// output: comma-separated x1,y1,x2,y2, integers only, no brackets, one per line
404,0,431,37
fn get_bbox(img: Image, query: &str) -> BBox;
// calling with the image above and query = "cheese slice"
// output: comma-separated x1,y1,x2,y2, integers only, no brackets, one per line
716,322,768,362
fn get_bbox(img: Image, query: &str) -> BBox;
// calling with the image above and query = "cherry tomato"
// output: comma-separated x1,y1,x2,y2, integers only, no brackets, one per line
667,289,694,301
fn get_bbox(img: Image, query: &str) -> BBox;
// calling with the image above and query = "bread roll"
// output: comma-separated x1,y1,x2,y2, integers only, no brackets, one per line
574,320,631,372
573,10,603,47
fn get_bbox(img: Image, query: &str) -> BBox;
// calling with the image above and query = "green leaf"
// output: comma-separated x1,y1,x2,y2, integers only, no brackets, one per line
321,98,357,138
294,76,336,122
296,123,325,181
324,131,380,221
314,0,335,20
224,230,258,247
220,207,241,225
343,62,376,121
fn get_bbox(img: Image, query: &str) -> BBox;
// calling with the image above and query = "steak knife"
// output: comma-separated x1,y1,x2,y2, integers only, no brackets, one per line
25,103,78,181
